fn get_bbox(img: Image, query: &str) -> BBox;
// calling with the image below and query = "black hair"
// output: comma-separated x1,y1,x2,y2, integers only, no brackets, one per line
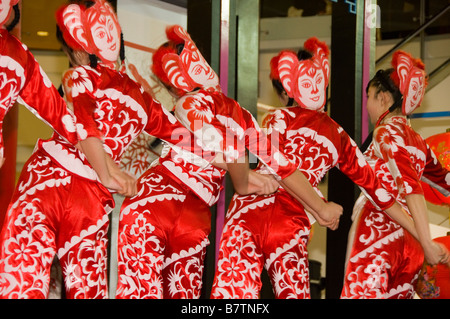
367,69,403,112
88,54,98,68
297,49,313,61
271,79,285,96
120,32,125,63
176,43,184,55
6,4,20,32
56,25,75,68
84,1,95,8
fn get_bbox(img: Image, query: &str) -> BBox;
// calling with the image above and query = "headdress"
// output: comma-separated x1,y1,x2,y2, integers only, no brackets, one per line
277,37,330,111
55,0,121,64
152,25,220,95
269,49,296,83
390,50,428,115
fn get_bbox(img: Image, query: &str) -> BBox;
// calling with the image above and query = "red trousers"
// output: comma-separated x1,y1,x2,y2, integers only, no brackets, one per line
211,190,311,299
115,165,211,299
0,149,113,299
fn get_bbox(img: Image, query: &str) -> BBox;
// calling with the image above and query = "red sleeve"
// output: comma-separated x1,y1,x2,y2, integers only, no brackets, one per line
217,95,297,180
7,34,78,146
261,109,288,163
143,93,216,163
68,66,104,141
174,91,296,180
335,125,395,210
174,92,246,161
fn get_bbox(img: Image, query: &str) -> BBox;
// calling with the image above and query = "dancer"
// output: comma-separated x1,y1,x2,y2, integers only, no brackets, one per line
115,27,343,299
341,51,450,299
0,0,218,299
210,39,423,299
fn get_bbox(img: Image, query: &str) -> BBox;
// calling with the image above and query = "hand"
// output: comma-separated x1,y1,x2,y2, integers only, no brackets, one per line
102,160,137,197
109,169,138,197
312,201,343,231
246,171,279,195
423,241,450,267
0,156,4,169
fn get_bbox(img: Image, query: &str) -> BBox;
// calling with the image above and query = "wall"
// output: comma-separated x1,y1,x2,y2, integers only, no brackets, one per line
117,0,187,109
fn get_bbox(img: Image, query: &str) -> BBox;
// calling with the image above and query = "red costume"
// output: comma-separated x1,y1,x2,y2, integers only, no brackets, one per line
0,2,211,299
341,51,450,299
115,25,297,299
0,2,79,299
211,39,395,299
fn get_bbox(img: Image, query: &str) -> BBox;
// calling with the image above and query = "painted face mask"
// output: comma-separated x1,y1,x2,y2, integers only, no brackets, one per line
0,0,19,27
277,37,330,111
56,0,121,64
391,50,427,115
160,25,220,93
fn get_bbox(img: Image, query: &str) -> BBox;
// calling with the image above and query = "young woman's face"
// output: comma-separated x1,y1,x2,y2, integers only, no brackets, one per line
366,86,386,125
90,14,120,62
0,0,12,26
297,69,326,110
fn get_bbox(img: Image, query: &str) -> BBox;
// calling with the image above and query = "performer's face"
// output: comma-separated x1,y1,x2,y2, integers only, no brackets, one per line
90,14,120,62
0,0,13,27
297,69,326,110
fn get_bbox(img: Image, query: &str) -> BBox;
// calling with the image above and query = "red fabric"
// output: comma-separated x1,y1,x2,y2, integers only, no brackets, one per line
0,150,112,298
421,132,450,206
174,90,298,181
342,116,449,299
342,203,423,299
0,28,78,240
116,165,211,299
44,64,215,183
211,106,394,299
263,107,395,209
370,117,449,201
422,182,450,206
211,190,311,299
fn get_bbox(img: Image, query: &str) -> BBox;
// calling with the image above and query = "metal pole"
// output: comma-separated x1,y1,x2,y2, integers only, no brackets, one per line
376,4,450,65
